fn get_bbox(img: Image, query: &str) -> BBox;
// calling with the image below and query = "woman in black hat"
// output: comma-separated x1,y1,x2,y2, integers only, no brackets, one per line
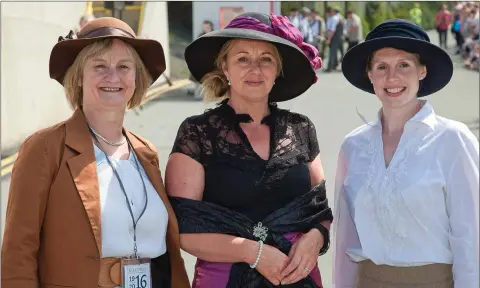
165,12,333,287
333,19,479,288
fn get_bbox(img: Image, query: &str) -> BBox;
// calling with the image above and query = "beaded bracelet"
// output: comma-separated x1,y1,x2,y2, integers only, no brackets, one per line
249,240,264,269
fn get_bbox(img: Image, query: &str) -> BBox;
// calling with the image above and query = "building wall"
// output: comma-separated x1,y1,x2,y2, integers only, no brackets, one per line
1,2,87,156
139,2,171,84
192,1,281,39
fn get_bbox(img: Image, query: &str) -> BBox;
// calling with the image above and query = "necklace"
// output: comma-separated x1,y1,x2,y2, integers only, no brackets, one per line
88,125,126,146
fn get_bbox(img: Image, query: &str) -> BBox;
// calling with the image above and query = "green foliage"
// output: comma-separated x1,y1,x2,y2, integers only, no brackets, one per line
364,2,444,33
280,1,445,35
361,17,370,39
418,2,442,30
391,2,412,21
281,2,301,16
365,2,395,30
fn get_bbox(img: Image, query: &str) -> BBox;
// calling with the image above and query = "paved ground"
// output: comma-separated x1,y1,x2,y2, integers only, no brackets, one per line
1,31,478,287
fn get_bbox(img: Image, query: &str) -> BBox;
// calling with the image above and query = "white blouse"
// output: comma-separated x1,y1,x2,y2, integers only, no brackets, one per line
94,143,169,259
333,102,479,288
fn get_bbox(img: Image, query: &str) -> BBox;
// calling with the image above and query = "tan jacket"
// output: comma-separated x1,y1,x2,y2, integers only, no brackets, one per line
1,109,190,288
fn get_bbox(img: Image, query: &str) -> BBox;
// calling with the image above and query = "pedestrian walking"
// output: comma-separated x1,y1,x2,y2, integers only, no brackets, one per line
346,10,363,51
436,4,452,49
325,6,343,72
409,3,423,27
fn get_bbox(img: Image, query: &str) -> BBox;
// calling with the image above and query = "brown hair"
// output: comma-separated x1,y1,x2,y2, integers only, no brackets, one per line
200,39,283,102
63,38,152,110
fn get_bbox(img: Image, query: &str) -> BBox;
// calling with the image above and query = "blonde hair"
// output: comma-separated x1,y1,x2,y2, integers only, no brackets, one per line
63,38,152,110
200,39,283,102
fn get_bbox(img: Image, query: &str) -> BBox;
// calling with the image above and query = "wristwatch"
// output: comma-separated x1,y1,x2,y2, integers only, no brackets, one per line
312,223,330,256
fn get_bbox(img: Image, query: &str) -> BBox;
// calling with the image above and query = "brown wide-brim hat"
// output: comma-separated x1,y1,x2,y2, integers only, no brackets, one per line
49,17,166,85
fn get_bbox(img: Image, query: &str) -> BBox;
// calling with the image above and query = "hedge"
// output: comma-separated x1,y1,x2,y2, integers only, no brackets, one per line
280,1,446,38
364,2,445,36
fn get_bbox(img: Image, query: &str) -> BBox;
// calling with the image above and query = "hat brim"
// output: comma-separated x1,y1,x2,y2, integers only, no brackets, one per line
341,37,453,97
49,36,166,85
185,28,316,102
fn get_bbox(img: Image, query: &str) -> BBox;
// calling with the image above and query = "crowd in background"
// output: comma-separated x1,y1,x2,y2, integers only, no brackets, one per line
77,1,480,75
288,6,362,72
449,2,480,70
287,3,479,72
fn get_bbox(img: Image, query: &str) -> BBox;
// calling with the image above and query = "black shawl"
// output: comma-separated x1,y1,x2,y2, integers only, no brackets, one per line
169,181,333,288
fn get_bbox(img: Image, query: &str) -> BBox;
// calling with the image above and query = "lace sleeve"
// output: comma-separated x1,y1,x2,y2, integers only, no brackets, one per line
171,117,203,163
307,117,320,161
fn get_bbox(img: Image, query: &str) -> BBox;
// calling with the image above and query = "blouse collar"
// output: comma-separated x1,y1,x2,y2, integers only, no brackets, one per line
372,100,437,130
218,99,278,126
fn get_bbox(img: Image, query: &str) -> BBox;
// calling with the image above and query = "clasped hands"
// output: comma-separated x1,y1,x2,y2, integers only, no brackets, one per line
254,228,324,286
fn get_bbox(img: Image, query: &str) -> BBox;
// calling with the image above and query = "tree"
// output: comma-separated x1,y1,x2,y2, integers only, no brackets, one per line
364,1,444,32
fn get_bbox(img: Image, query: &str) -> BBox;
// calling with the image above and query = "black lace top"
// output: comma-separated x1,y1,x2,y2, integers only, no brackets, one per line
171,99,320,222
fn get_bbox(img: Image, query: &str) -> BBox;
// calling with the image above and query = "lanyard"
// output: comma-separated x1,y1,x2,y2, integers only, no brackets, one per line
89,127,148,259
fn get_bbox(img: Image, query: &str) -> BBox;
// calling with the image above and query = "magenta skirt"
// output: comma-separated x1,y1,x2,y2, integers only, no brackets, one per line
192,232,322,288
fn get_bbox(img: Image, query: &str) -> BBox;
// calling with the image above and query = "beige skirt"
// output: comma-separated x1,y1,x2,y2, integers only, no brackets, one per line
355,260,453,288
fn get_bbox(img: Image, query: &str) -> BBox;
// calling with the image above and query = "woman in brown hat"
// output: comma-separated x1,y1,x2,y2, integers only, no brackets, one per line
165,12,333,287
1,17,190,288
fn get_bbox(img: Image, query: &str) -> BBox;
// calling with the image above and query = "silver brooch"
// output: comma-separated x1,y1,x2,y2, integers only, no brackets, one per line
252,222,268,242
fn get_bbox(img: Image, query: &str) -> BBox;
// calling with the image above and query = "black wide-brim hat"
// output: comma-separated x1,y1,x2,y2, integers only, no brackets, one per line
342,18,453,97
49,17,166,86
185,12,320,102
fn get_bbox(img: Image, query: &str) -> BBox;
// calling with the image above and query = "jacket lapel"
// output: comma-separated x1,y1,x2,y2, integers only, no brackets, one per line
65,109,102,255
125,131,165,202
126,132,184,271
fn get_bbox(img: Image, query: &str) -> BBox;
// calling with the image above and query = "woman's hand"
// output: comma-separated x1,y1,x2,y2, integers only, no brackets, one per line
279,229,324,285
254,243,290,286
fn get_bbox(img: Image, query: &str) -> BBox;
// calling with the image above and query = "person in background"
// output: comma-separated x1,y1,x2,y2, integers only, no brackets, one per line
75,14,95,34
188,19,216,99
335,18,478,288
325,6,342,72
310,9,326,59
300,7,312,43
198,19,214,38
289,7,301,30
436,4,452,49
346,10,363,51
459,9,479,59
308,9,325,58
452,4,464,54
464,41,480,70
334,7,345,63
409,3,423,27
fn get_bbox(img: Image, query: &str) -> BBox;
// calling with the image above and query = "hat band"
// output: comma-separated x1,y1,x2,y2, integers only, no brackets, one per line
225,13,322,80
367,26,430,42
79,26,135,39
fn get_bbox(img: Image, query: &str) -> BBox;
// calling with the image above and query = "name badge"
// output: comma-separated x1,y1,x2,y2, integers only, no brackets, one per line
121,258,152,288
